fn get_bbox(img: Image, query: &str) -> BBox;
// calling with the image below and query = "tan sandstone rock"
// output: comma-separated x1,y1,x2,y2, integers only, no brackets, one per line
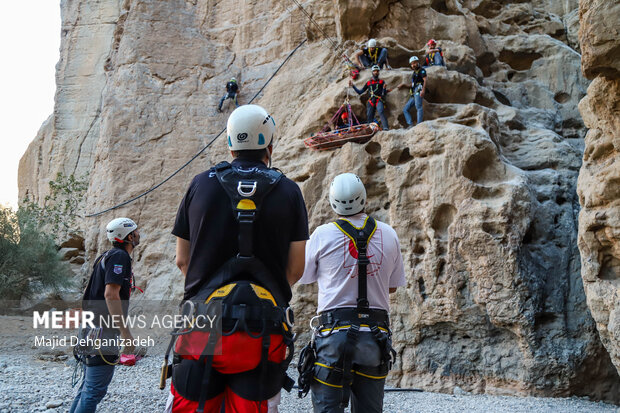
19,0,620,401
577,0,620,377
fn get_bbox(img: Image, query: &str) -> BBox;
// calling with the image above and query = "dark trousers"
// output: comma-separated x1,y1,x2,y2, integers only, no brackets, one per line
218,92,238,110
310,330,387,413
366,100,389,130
360,48,388,69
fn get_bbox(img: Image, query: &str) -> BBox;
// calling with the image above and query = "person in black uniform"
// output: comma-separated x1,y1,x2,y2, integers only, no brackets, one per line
349,65,391,131
70,217,140,413
169,104,309,412
218,77,240,112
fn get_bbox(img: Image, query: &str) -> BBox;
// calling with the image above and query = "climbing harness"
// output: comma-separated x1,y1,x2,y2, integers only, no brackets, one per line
366,78,386,107
297,216,397,407
160,162,296,411
366,47,379,64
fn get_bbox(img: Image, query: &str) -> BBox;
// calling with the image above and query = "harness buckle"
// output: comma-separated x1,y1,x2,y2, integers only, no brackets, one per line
237,211,255,223
285,307,295,328
237,181,257,197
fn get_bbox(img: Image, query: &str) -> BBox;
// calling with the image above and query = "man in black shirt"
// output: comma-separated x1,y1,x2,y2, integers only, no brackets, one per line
217,77,240,112
398,56,427,128
170,104,308,412
70,217,140,413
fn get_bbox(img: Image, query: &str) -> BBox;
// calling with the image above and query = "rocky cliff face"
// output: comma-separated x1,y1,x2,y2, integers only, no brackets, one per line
577,0,620,379
19,0,620,401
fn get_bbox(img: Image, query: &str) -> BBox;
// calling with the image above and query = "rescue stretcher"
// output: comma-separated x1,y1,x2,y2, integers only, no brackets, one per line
304,122,379,150
304,101,379,151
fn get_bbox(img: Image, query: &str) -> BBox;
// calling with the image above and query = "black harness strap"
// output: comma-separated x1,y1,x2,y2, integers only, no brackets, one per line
331,217,377,407
333,217,377,310
196,331,220,412
214,161,283,259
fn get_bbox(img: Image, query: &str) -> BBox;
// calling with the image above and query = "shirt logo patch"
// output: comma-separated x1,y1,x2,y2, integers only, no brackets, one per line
113,264,123,275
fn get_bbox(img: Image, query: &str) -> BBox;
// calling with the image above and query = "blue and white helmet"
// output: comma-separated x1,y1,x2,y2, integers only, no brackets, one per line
227,104,275,151
329,173,367,216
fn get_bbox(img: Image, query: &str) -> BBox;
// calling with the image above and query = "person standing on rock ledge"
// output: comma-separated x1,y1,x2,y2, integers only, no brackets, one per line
398,56,427,128
70,217,141,413
298,173,406,413
349,65,391,131
353,39,391,70
168,104,308,413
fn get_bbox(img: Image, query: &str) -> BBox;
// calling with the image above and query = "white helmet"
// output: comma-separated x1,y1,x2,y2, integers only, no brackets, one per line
409,56,419,64
329,173,367,216
106,218,138,243
367,39,377,48
227,104,275,151
371,64,381,72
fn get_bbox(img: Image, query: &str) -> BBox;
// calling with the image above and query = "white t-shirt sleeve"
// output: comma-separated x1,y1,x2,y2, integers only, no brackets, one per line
389,230,407,288
298,227,321,284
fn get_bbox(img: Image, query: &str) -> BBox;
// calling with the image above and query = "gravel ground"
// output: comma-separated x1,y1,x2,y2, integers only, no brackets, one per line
0,355,618,413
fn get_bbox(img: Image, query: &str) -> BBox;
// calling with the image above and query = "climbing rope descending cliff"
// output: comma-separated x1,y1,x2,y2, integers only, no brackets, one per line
86,38,307,218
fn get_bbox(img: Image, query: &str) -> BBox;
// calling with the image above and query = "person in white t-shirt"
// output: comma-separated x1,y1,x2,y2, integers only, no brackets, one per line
298,173,406,413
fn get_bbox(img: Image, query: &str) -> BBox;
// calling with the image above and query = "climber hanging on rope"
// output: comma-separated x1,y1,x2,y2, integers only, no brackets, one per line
349,65,391,131
353,39,391,70
217,77,240,112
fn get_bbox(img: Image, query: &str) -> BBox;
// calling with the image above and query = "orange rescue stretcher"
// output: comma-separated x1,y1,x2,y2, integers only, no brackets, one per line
304,103,379,151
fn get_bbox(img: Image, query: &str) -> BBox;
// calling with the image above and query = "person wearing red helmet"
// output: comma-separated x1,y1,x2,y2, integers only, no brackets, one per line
424,39,445,67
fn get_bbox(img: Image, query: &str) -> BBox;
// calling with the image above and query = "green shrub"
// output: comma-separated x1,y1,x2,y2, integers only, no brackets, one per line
21,172,88,237
0,173,86,301
0,205,72,300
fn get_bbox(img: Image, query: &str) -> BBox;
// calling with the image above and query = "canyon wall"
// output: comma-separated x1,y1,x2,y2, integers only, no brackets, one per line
19,0,620,400
577,0,620,379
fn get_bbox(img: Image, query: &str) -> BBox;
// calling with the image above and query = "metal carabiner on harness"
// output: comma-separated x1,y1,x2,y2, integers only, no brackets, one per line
237,181,257,197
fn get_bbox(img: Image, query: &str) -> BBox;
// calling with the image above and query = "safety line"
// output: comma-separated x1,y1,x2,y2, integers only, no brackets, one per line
288,0,359,71
86,38,307,217
289,0,340,52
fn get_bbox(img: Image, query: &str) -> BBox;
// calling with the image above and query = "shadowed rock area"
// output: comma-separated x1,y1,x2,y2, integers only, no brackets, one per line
18,0,620,402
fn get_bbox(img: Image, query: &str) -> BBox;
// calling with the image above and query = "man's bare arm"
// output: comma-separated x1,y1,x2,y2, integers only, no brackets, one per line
176,237,190,276
353,50,364,68
286,240,306,286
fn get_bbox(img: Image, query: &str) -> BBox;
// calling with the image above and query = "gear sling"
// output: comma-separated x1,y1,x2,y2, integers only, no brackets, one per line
297,216,396,407
160,161,295,412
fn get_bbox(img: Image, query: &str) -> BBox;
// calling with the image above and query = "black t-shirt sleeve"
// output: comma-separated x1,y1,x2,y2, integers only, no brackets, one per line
103,252,131,287
421,69,427,78
172,177,197,240
288,181,309,242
